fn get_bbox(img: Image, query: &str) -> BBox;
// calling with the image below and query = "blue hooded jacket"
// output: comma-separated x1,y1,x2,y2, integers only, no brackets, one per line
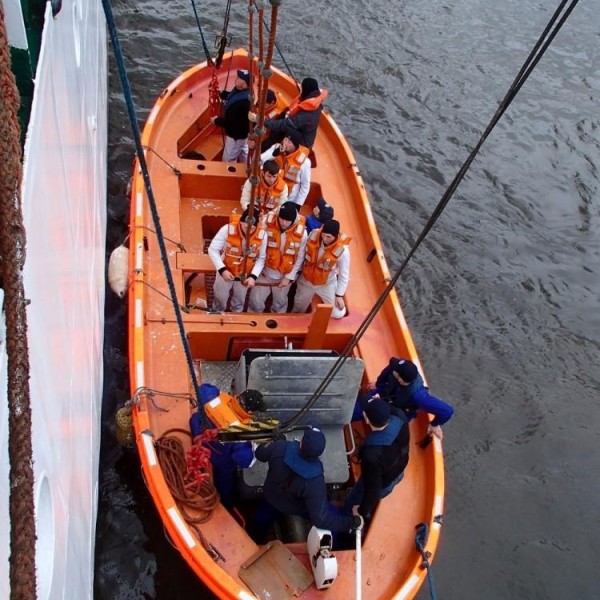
255,440,355,533
189,383,254,509
375,364,454,426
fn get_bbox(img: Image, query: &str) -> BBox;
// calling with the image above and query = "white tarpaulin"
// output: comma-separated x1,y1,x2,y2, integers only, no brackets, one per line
0,1,107,598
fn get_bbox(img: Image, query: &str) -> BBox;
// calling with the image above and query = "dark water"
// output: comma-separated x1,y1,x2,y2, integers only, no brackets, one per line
94,1,600,598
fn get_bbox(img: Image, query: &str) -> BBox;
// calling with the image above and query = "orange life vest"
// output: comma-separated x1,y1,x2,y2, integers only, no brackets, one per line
264,213,306,275
301,229,351,286
274,146,309,191
255,176,287,214
287,89,329,117
223,213,266,277
203,392,252,429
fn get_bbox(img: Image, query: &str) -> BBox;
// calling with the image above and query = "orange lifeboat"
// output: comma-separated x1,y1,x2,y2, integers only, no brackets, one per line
128,49,444,599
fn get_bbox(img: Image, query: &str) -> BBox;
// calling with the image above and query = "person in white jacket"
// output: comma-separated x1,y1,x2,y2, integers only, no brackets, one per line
239,159,288,214
208,209,267,312
261,130,311,206
292,219,350,319
248,202,308,313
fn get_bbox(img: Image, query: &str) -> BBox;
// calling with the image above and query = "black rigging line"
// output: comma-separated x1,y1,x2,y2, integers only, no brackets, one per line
214,0,580,439
101,0,209,429
281,0,580,431
215,0,233,68
280,0,581,432
189,0,213,64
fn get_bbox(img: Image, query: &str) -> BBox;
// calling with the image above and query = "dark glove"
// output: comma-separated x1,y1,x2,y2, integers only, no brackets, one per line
352,515,364,532
271,147,281,157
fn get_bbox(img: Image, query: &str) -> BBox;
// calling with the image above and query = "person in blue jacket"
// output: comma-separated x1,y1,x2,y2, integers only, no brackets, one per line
305,197,335,233
358,357,454,441
345,395,410,521
189,383,256,511
246,427,362,543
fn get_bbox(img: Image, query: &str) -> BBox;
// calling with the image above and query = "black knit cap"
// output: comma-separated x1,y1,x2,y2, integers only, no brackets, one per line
316,197,334,221
391,358,418,383
240,208,256,226
300,77,320,99
300,427,326,460
237,69,250,84
321,219,340,238
360,395,391,427
278,201,298,222
284,128,303,149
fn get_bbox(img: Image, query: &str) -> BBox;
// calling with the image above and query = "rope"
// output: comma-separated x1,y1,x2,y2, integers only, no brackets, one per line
245,0,266,225
252,0,298,88
279,0,581,431
142,145,182,177
155,429,219,525
189,0,213,64
139,225,185,251
0,4,38,597
215,0,233,68
415,523,438,600
218,0,581,439
245,0,258,172
101,0,210,429
245,0,280,247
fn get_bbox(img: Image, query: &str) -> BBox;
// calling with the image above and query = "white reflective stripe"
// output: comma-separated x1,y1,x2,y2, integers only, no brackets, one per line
136,361,144,387
142,433,157,467
135,298,142,328
171,75,184,88
433,436,442,453
136,191,143,216
167,507,197,548
135,243,143,271
208,397,222,408
147,106,158,125
395,574,419,599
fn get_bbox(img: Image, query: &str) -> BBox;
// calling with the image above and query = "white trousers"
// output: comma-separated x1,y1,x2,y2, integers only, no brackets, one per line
212,275,248,312
291,274,336,314
223,137,249,163
248,274,291,313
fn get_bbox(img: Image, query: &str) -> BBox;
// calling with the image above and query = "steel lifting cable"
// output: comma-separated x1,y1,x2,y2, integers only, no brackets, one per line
222,0,581,440
282,0,582,431
189,0,213,65
282,0,581,431
215,0,233,68
101,0,209,429
0,4,37,597
208,0,235,118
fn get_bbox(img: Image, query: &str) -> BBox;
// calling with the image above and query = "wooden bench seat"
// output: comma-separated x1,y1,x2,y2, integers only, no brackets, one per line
177,251,215,273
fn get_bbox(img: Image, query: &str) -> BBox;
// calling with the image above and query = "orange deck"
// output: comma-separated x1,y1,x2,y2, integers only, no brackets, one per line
128,50,444,599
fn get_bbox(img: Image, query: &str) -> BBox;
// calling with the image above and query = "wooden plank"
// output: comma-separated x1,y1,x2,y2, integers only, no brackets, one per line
176,252,215,272
303,304,333,349
238,540,313,599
